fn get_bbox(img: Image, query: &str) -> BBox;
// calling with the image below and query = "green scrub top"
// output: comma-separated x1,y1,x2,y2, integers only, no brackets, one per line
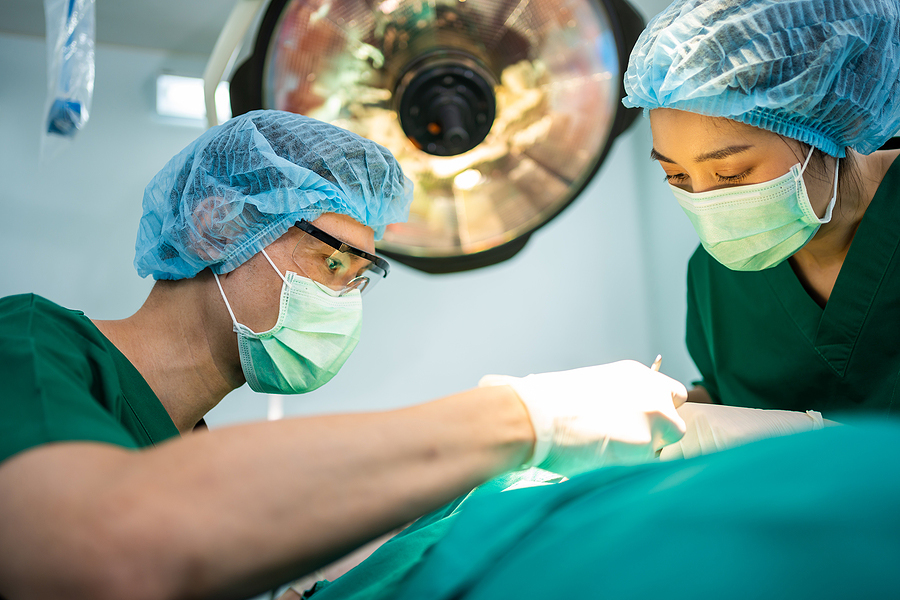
0,294,180,465
686,157,900,416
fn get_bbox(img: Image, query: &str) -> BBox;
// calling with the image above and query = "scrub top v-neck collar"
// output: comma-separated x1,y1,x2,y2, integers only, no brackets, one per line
763,157,900,376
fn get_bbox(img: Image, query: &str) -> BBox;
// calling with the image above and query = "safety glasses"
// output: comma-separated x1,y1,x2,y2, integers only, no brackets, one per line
291,220,390,296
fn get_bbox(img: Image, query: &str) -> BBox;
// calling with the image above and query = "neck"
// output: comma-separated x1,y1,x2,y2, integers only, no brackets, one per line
795,149,898,264
788,149,899,305
93,272,243,433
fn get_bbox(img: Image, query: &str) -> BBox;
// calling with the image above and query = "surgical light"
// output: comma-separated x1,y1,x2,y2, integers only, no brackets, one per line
215,0,644,273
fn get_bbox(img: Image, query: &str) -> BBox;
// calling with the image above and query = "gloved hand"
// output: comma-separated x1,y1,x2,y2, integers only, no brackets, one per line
480,360,687,477
658,403,826,461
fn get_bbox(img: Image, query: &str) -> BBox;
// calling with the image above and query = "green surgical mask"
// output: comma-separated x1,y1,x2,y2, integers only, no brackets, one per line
671,147,838,271
214,251,362,394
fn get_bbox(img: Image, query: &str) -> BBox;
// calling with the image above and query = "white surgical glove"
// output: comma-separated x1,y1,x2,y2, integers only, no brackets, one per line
658,403,826,461
480,360,687,477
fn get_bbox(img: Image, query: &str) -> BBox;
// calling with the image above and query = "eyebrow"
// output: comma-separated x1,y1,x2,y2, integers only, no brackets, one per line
650,145,754,164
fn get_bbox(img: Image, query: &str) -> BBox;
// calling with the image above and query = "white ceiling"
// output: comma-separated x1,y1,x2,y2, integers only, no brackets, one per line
1,0,240,56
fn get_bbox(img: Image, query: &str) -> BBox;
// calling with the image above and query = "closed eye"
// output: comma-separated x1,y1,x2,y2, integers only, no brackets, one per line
716,170,752,184
663,170,752,185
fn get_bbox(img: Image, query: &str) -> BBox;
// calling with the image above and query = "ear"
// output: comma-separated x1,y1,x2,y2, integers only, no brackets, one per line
186,196,238,262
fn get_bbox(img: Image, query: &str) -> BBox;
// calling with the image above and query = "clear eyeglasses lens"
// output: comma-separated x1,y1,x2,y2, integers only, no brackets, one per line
293,233,384,296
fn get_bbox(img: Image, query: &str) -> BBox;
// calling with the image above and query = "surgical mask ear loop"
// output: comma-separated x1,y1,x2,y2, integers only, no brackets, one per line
213,272,242,331
799,145,815,174
214,250,292,334
261,249,289,285
820,156,840,223
798,146,839,224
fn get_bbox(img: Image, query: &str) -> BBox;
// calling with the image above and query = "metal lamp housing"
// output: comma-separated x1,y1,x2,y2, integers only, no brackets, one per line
230,0,644,273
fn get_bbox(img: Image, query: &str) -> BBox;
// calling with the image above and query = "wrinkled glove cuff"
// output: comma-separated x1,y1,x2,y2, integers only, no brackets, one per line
805,410,825,429
478,374,552,469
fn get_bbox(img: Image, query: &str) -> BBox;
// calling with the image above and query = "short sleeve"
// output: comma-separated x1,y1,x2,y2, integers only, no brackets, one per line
685,248,721,403
0,296,138,464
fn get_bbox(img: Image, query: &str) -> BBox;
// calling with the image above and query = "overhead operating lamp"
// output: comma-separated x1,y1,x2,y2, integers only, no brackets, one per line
206,0,644,273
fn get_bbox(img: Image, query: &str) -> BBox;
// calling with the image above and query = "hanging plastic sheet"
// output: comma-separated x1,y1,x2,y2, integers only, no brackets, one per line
42,0,96,159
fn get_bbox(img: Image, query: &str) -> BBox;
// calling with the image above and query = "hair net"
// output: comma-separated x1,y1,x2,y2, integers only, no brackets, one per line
623,0,900,157
134,110,413,280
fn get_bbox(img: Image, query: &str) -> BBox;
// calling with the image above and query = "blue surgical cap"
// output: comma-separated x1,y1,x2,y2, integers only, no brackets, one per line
623,0,900,157
134,110,414,280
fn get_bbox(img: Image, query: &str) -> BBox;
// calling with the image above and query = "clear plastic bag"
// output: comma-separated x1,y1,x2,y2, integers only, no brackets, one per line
42,0,96,159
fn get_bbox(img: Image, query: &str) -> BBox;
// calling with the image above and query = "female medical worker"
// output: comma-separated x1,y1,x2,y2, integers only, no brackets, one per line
622,0,900,415
0,110,687,599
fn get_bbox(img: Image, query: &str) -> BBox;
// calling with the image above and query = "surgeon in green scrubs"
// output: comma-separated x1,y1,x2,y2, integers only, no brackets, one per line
0,110,688,599
622,0,900,416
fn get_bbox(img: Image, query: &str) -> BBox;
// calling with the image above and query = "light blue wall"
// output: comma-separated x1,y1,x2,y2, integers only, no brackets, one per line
0,0,700,429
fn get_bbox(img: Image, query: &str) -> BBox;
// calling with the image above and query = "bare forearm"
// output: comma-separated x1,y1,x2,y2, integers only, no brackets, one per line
139,386,530,593
0,386,532,600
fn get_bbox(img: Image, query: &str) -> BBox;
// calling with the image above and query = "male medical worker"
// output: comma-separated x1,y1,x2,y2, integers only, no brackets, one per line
0,110,687,599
